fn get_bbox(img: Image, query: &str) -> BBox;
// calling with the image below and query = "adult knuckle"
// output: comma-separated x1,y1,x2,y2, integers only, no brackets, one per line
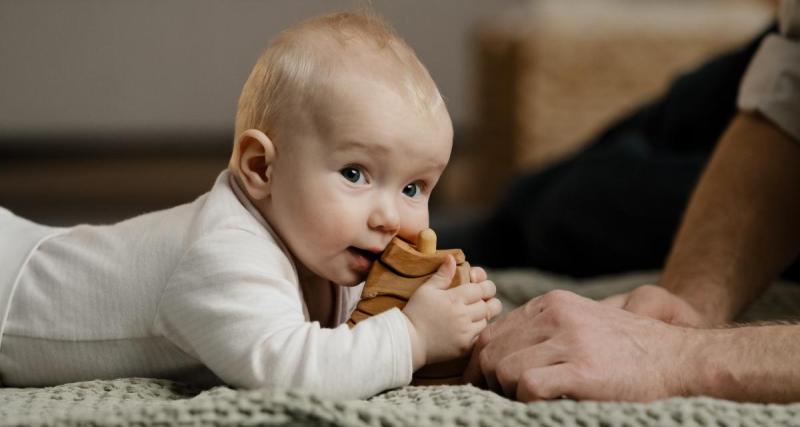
563,331,588,355
540,303,570,326
495,360,514,384
636,284,660,296
544,289,574,304
518,371,543,400
537,290,575,312
535,306,556,326
523,296,542,312
568,363,592,390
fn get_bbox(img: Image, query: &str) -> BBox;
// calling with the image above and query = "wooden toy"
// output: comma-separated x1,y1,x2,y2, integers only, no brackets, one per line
347,228,471,385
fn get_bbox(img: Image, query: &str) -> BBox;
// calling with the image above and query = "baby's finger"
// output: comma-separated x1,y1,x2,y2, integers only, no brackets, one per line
480,280,496,300
423,256,457,290
466,300,489,321
451,282,484,304
486,298,503,320
470,266,487,283
469,318,489,337
453,281,496,304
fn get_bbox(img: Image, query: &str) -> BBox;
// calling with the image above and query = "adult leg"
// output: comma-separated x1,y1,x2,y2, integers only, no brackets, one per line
439,26,800,279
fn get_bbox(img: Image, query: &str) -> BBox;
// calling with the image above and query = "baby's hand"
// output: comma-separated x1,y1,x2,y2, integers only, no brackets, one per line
403,256,502,370
469,265,488,284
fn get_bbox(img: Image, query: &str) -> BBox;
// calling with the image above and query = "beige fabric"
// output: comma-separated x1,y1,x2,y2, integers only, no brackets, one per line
738,0,800,141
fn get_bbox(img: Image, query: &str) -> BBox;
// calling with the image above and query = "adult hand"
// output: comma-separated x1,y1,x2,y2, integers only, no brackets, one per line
601,284,711,327
463,290,696,402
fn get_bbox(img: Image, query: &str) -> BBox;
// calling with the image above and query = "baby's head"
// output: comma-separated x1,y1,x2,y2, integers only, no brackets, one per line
229,11,453,287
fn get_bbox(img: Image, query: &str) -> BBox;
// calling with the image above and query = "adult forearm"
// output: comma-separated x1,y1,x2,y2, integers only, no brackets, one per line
689,324,800,403
659,112,800,323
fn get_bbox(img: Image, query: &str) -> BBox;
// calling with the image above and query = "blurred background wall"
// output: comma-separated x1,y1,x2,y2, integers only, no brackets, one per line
0,0,775,226
0,0,518,225
0,0,509,136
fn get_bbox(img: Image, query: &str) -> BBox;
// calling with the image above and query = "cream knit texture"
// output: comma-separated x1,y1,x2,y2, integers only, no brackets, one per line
2,270,800,426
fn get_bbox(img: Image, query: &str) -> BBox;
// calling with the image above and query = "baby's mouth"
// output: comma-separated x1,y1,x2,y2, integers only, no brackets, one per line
348,246,381,262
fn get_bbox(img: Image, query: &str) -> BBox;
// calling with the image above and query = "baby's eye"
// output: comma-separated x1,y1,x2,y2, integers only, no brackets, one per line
340,167,365,184
402,182,422,198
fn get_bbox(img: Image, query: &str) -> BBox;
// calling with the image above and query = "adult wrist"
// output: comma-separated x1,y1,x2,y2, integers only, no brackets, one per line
674,328,731,398
658,275,735,325
661,326,707,397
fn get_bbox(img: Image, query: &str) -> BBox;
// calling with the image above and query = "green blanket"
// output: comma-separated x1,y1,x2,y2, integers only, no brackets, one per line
3,270,800,426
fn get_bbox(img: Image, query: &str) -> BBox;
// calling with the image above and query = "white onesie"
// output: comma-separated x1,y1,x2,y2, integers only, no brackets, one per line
0,170,412,399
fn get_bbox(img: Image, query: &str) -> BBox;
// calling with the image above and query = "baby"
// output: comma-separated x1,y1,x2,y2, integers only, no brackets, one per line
0,12,502,398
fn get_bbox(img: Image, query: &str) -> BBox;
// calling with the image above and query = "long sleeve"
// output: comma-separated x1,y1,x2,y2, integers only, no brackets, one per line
154,229,413,399
738,0,800,141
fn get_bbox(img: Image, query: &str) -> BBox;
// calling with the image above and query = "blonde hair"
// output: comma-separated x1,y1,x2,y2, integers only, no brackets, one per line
232,11,443,153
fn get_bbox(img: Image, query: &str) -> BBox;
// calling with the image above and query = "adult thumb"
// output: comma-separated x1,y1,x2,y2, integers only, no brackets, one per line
425,255,456,289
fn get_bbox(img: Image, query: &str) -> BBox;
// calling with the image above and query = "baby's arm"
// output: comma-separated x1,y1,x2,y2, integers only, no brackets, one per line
402,256,503,370
157,231,413,399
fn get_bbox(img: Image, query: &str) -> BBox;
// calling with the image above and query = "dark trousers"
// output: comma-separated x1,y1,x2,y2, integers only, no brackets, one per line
440,25,800,280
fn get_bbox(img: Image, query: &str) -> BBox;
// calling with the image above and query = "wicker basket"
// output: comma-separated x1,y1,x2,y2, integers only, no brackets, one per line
444,0,773,207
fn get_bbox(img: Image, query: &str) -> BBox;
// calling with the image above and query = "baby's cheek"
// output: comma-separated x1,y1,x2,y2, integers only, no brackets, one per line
396,228,419,244
397,210,429,243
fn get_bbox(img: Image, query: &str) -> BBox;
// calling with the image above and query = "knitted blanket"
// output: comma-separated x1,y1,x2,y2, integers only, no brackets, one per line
3,270,800,426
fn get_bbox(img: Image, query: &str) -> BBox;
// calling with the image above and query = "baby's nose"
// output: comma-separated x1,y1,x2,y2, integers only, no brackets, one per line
368,196,400,232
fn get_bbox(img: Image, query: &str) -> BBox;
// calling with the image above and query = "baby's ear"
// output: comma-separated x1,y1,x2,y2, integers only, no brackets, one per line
234,129,276,200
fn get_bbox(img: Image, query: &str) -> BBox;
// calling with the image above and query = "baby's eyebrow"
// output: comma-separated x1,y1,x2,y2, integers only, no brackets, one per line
429,159,448,172
336,138,448,173
402,153,448,176
336,139,391,156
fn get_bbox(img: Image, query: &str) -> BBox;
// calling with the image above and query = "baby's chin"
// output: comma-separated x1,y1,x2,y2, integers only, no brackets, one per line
296,263,366,288
331,274,368,288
